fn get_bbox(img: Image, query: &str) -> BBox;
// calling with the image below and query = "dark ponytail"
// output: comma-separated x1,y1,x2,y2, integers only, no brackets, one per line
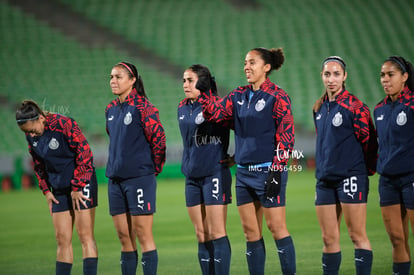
16,100,45,125
251,47,285,76
117,61,148,98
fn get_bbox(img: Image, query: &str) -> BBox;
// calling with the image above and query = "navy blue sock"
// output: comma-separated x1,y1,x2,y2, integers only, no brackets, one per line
275,236,296,275
354,249,372,275
246,238,266,275
212,236,231,275
83,257,98,275
198,242,213,275
120,251,138,275
142,250,158,275
322,252,341,275
393,261,411,275
56,261,72,275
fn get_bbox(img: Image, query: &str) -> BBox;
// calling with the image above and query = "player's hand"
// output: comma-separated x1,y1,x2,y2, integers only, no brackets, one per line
265,170,281,199
71,190,90,211
45,192,59,216
220,154,236,167
196,75,211,94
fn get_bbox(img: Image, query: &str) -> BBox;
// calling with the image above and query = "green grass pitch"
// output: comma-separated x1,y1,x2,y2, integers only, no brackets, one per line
0,170,411,274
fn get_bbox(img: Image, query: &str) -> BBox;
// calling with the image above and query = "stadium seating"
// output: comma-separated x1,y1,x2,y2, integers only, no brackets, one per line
0,1,183,159
56,0,413,128
1,0,413,177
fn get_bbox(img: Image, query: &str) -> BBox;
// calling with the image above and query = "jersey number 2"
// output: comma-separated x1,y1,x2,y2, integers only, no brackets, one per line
137,189,144,205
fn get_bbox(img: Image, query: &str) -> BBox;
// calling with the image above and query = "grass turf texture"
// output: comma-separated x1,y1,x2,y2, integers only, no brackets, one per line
0,170,411,274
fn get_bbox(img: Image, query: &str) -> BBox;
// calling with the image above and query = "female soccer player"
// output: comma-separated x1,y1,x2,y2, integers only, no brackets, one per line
16,100,98,275
178,64,233,275
374,56,414,275
312,56,378,275
106,61,166,275
197,47,296,275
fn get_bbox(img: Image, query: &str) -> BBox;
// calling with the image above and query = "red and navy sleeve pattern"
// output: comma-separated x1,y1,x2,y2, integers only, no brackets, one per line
339,92,378,175
178,98,188,109
401,86,414,109
49,115,95,191
264,80,295,167
199,89,235,123
28,144,50,194
138,97,166,176
105,99,119,136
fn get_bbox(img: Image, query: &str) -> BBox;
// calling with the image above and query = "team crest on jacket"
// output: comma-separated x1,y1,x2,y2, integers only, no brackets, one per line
124,112,132,125
332,112,343,127
255,99,266,112
195,112,205,125
49,138,59,150
396,111,407,126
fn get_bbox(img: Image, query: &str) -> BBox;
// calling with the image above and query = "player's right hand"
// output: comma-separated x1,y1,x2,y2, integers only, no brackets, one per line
220,154,236,167
196,75,211,94
45,192,59,216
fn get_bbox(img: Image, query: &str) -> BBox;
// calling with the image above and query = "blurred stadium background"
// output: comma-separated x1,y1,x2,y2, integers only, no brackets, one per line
0,0,413,190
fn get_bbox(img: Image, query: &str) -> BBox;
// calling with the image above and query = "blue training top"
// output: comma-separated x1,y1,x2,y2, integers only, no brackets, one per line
27,113,95,194
199,78,295,167
105,88,166,179
313,89,377,181
178,97,230,178
374,86,414,176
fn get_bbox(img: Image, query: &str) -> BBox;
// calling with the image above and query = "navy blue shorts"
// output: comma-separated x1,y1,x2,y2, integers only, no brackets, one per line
185,168,232,207
235,167,287,208
379,173,414,209
52,172,98,213
108,174,156,216
315,175,369,205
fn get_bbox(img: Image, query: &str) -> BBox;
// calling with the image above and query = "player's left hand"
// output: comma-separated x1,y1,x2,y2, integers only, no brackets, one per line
265,170,281,199
71,190,90,211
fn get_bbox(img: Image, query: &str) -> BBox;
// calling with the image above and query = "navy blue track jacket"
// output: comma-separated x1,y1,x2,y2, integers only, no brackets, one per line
178,97,230,178
313,89,378,181
199,78,295,167
105,88,166,179
374,86,414,176
27,113,95,194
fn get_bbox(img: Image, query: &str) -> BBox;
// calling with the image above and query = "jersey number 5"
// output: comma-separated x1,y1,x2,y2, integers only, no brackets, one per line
83,184,90,199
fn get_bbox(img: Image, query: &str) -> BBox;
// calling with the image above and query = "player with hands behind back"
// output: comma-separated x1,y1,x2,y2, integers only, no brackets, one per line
313,56,378,275
105,61,166,275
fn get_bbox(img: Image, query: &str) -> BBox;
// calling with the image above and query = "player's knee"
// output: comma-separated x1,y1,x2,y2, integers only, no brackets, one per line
77,231,95,246
116,229,132,244
266,220,287,237
348,231,369,246
388,232,407,248
55,231,72,247
321,233,339,248
242,227,261,242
